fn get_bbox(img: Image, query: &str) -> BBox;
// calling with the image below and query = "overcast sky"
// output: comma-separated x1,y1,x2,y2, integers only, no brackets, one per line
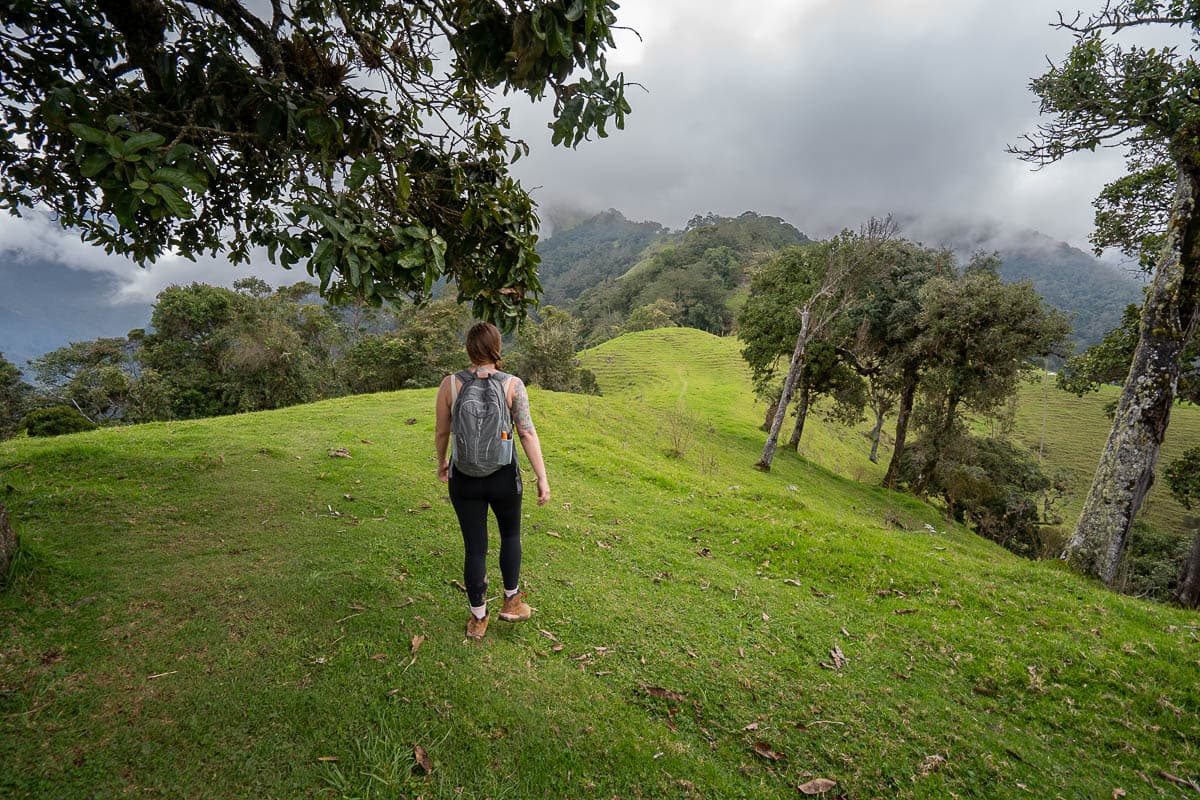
0,0,1139,303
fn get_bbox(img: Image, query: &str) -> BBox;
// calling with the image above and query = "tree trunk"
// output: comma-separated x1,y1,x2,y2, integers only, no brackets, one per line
1067,167,1200,585
0,504,16,588
868,408,885,463
787,377,811,451
762,398,779,432
882,369,917,487
757,312,809,471
913,394,958,497
1175,529,1200,609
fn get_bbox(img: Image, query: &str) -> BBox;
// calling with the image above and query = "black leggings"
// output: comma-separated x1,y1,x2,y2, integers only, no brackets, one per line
448,462,523,608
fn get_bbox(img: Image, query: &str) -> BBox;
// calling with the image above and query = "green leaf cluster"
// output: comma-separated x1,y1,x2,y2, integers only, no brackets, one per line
0,1,633,326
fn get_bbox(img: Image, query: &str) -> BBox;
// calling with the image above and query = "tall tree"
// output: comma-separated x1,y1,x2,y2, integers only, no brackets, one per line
906,257,1071,496
1013,3,1200,584
0,1,631,324
840,242,956,483
749,218,897,472
0,352,34,439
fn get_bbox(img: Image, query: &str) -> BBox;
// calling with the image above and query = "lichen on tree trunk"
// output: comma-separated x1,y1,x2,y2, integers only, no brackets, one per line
1068,168,1200,585
0,504,16,587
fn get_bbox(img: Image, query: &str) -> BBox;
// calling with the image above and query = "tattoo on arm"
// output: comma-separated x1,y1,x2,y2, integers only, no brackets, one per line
511,380,535,434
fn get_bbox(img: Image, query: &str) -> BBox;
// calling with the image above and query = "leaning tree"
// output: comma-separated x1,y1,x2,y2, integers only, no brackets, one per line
1013,2,1200,585
0,1,631,326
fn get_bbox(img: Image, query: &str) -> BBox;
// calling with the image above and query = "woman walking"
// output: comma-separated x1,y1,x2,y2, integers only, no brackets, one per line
435,322,551,639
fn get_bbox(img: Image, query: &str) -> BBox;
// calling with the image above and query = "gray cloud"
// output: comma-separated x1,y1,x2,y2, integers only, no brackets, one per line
508,0,1131,247
0,1,1150,305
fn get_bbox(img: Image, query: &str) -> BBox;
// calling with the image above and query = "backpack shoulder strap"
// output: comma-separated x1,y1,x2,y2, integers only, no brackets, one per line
450,370,475,409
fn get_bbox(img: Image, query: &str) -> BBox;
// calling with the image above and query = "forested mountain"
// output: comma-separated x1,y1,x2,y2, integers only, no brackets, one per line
561,211,809,341
544,210,1144,353
906,220,1146,353
0,256,151,373
535,209,667,303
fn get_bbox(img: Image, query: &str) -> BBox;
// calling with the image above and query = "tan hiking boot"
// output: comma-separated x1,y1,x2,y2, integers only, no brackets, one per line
466,613,489,640
499,592,531,622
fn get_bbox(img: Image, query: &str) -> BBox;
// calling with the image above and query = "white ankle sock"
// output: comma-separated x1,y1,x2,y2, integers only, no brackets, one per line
470,603,487,619
504,586,519,599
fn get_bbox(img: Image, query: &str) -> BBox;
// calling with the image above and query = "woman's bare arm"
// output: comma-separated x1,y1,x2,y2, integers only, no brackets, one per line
510,379,550,505
435,375,454,482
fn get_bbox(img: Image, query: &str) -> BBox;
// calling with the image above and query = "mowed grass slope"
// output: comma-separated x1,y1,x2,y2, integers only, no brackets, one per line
1010,375,1200,534
0,327,1196,799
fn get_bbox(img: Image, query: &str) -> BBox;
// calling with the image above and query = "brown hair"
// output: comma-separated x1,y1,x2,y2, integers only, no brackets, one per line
465,321,503,367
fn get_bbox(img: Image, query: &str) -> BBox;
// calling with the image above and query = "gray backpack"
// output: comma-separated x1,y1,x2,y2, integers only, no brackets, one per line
450,369,515,477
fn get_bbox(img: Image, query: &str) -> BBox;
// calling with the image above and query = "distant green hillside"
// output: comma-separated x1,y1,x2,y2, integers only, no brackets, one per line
536,209,667,304
1,329,1196,799
570,212,809,339
911,221,1146,352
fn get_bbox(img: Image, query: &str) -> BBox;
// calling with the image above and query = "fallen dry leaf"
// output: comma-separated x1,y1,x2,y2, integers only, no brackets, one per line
810,588,831,598
642,685,685,702
547,530,562,538
762,612,770,622
918,754,946,775
894,608,918,615
405,417,417,425
551,643,564,652
360,439,373,445
411,635,426,655
328,448,352,458
1112,789,1127,799
317,756,339,762
413,745,432,775
369,653,387,662
798,777,837,795
751,741,787,763
744,722,759,731
783,578,803,587
450,579,467,593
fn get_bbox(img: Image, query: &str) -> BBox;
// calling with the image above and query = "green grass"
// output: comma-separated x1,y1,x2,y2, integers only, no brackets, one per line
2,327,1197,799
1010,373,1200,534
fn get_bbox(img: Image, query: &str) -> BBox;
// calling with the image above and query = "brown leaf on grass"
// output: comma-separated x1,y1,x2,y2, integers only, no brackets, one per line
761,612,770,622
317,756,339,762
411,635,426,655
751,741,787,762
810,588,831,598
894,608,918,615
405,418,417,425
918,754,946,775
450,579,467,593
1158,770,1200,792
972,684,998,697
783,578,803,587
329,448,352,458
1112,790,1127,799
744,722,759,731
413,745,432,775
547,530,562,538
798,778,837,794
820,645,848,671
419,502,432,509
360,439,373,445
551,643,564,652
538,629,558,641
697,547,712,557
642,685,685,702
369,653,387,661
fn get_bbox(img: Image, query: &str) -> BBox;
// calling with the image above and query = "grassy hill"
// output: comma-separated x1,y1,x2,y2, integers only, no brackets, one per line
2,328,1198,799
1010,375,1200,536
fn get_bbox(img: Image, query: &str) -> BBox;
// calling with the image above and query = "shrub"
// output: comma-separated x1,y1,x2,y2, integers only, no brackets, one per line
899,435,1063,558
21,405,97,437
